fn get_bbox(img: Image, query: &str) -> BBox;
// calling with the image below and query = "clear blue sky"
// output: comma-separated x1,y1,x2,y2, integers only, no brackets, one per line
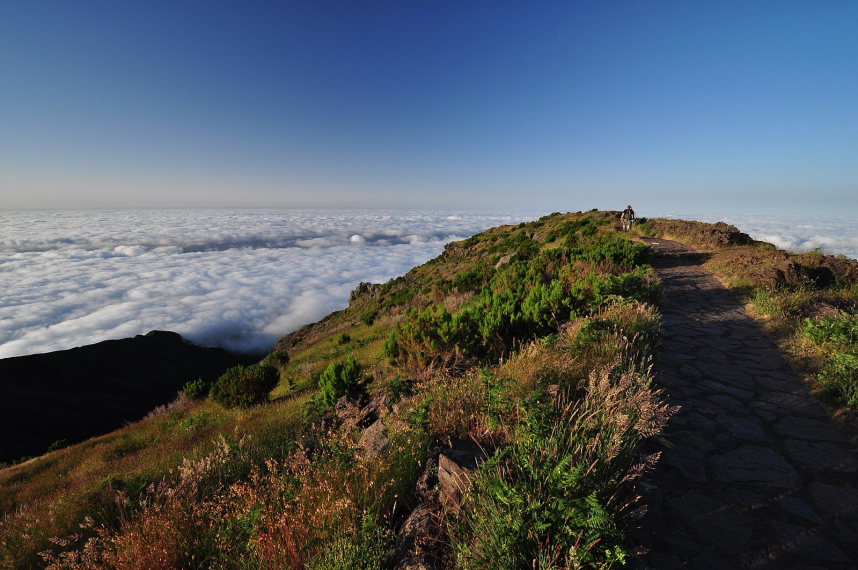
2,1,856,214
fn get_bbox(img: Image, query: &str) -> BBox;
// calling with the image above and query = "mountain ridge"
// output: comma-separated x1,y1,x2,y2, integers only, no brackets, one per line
2,211,857,569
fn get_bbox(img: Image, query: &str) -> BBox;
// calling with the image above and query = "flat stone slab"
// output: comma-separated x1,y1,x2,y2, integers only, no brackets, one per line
700,380,753,400
809,483,858,521
716,414,767,441
712,445,799,489
784,439,858,473
773,417,848,442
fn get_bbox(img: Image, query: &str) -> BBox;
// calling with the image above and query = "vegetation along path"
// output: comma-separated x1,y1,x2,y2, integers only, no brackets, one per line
635,237,858,569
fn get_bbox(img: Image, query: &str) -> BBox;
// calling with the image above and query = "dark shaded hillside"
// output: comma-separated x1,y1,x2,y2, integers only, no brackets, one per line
0,331,257,462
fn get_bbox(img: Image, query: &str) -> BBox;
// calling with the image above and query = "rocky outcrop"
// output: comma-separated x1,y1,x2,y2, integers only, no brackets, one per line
334,393,489,568
437,439,486,514
391,502,444,570
707,247,858,290
650,219,754,249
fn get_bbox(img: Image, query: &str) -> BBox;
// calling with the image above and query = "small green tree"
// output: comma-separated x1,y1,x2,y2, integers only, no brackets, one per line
211,364,279,409
319,355,363,407
182,377,211,399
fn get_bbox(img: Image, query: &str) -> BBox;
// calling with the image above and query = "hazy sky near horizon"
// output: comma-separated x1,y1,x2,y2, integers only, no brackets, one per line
2,2,857,214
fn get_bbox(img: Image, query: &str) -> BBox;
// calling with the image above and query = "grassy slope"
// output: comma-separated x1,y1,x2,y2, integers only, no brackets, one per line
2,211,668,569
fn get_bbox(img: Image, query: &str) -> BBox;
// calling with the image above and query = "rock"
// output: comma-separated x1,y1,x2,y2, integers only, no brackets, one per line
783,439,858,473
808,483,858,521
415,456,439,501
773,417,848,442
437,439,486,513
700,380,753,400
494,254,513,268
358,419,390,458
778,496,822,524
349,281,382,301
712,446,799,489
391,502,444,570
365,391,393,420
715,414,767,441
335,391,393,430
335,395,364,423
673,491,753,554
650,219,753,249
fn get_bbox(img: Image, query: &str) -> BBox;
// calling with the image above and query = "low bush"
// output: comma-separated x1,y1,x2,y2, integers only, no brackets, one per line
182,377,211,399
318,356,364,407
361,309,378,326
817,353,858,408
804,313,858,352
265,349,291,368
211,364,279,409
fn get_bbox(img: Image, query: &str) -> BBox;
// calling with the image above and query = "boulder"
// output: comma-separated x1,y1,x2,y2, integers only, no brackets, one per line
437,439,486,513
391,502,444,570
415,456,439,501
358,419,390,458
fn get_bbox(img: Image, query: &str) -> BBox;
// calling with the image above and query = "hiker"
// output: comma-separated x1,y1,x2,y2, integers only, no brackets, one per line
620,205,635,231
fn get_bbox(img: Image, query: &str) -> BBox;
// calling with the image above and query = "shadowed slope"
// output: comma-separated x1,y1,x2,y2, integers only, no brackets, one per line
0,331,257,462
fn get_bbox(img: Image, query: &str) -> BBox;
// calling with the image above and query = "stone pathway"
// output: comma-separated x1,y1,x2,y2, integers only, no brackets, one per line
634,238,858,569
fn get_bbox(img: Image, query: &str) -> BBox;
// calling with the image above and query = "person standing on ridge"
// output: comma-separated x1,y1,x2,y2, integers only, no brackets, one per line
620,204,635,231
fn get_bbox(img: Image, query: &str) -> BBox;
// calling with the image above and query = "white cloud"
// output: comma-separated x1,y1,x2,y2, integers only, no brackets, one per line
0,208,537,358
4,208,854,359
655,211,858,260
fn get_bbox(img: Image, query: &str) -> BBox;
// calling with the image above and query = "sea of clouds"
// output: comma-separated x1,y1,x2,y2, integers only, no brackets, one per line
0,209,537,358
2,208,855,359
657,211,858,261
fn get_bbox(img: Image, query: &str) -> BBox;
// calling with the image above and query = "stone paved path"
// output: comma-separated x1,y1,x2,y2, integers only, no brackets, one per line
634,238,858,569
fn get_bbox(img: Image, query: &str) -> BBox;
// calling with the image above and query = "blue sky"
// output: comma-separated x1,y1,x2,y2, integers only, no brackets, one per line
2,1,856,214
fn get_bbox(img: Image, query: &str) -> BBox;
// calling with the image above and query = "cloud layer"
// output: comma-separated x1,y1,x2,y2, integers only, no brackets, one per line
0,209,533,358
2,208,855,359
659,211,858,261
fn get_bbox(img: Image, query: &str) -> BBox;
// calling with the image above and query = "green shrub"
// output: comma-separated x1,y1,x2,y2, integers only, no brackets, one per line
804,313,858,352
361,309,379,326
384,375,413,403
182,377,211,399
338,332,352,345
318,356,364,407
210,364,279,409
382,331,401,363
817,353,858,408
454,263,489,292
265,349,291,368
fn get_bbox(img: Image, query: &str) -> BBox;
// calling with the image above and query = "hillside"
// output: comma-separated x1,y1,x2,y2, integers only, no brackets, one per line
2,211,857,569
0,331,258,463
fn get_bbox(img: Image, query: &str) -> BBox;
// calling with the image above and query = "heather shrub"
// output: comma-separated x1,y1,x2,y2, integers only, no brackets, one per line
361,309,378,326
265,349,291,368
318,356,364,407
211,364,279,409
182,377,210,399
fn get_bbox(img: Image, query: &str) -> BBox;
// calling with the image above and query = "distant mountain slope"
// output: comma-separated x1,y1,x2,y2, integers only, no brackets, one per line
0,331,257,462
